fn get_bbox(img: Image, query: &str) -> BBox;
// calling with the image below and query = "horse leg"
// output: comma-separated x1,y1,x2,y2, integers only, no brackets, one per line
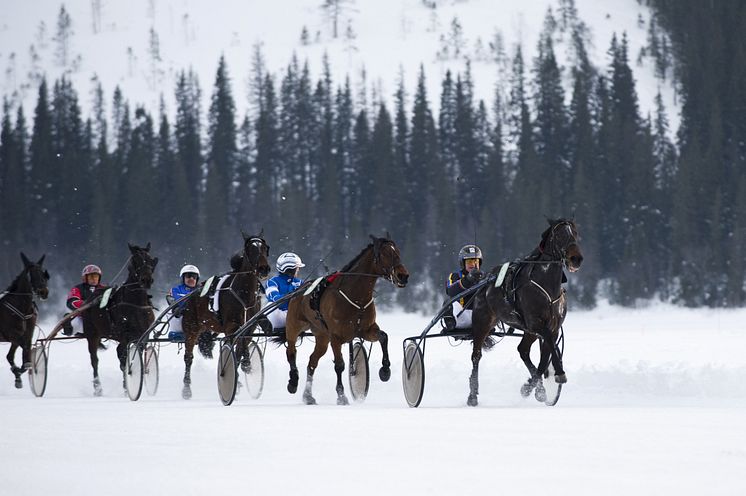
467,341,483,407
330,339,349,406
361,323,391,382
182,333,197,400
7,343,23,389
517,334,541,397
285,336,299,394
531,339,554,403
303,334,329,405
116,341,130,394
535,328,566,384
86,336,102,397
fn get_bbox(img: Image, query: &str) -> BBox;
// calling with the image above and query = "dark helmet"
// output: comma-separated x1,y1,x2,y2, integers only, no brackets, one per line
458,244,483,269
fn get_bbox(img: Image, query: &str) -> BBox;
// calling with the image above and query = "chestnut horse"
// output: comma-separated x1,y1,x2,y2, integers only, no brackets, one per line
280,235,409,405
82,243,157,396
468,218,583,406
0,253,49,388
180,232,270,399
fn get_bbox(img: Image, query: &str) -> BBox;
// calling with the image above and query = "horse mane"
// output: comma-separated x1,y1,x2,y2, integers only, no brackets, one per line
4,269,27,292
340,243,374,273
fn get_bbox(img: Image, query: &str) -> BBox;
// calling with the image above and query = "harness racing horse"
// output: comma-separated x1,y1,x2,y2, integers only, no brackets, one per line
469,218,583,406
82,243,158,396
0,254,49,388
180,232,270,399
281,235,409,405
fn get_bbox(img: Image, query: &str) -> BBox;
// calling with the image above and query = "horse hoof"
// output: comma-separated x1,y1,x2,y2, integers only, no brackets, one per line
287,382,298,394
379,367,391,382
182,386,192,400
555,373,567,384
520,382,533,397
467,394,478,407
303,394,317,405
535,385,547,403
337,395,350,406
94,387,103,397
14,379,23,389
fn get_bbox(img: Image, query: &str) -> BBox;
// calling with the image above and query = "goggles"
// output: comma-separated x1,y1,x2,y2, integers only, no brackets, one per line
183,273,199,279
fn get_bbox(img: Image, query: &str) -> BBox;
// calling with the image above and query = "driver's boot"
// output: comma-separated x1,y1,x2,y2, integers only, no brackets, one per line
442,304,457,332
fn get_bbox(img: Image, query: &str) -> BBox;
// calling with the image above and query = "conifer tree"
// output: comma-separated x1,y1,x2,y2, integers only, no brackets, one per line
204,55,238,254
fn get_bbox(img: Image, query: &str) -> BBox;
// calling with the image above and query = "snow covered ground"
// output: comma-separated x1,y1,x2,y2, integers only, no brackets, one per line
2,302,745,495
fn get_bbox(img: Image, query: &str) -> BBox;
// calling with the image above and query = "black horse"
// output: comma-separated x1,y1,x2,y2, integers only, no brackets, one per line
468,218,583,406
180,231,270,399
0,253,49,388
82,243,157,396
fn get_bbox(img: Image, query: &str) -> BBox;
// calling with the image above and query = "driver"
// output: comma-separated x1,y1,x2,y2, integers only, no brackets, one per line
63,265,107,337
168,264,200,342
443,245,484,330
263,252,305,332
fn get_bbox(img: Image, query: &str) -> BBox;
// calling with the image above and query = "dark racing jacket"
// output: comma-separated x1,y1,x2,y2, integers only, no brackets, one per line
445,270,482,309
66,282,108,311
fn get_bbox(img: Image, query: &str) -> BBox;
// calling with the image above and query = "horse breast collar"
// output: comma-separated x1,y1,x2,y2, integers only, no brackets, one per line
1,299,35,320
336,289,374,311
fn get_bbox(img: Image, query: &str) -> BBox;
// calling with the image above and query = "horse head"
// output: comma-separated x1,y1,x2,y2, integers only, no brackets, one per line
242,231,271,280
540,219,583,272
128,242,158,288
20,252,50,300
370,235,409,288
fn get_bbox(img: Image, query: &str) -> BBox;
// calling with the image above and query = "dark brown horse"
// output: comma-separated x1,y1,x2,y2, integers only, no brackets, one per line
468,218,583,406
281,235,409,405
81,243,158,396
0,253,49,388
180,232,270,399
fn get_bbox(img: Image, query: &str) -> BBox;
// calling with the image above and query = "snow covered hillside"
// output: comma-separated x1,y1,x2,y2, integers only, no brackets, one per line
1,0,678,130
1,304,744,495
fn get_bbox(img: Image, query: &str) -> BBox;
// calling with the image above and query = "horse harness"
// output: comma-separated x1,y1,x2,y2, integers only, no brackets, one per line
1,296,36,321
0,273,40,321
501,222,574,313
212,272,263,325
335,287,375,336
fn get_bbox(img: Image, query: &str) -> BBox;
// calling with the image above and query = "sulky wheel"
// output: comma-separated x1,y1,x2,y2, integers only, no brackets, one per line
125,343,144,401
348,340,370,402
29,344,48,397
242,341,265,400
143,344,160,396
402,341,425,408
217,344,238,406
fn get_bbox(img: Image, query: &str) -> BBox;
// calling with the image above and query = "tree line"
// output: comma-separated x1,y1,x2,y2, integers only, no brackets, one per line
1,4,744,309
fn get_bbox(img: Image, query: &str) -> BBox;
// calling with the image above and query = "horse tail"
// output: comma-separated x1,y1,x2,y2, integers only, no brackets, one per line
269,330,286,348
197,331,216,359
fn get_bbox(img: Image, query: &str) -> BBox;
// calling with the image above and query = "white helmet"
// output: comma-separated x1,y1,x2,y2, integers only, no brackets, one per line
276,252,305,273
179,264,200,278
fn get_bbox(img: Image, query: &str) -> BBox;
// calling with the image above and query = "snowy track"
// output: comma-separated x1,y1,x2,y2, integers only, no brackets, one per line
2,304,745,495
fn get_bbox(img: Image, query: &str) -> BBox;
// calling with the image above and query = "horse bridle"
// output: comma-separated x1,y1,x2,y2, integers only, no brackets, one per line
373,239,405,286
244,237,270,271
543,221,579,269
